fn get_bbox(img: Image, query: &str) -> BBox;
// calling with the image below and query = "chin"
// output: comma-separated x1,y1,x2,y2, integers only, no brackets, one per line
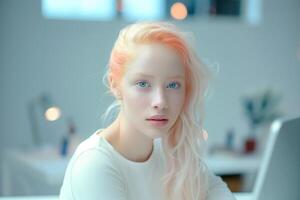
146,130,167,139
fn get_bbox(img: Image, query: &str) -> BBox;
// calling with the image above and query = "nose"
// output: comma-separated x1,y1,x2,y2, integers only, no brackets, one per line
152,88,168,111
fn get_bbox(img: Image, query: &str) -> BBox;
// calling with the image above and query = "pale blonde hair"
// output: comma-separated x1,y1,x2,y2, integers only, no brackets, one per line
102,21,211,200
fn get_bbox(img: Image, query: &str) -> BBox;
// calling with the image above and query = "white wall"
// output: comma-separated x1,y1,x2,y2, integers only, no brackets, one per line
0,0,299,192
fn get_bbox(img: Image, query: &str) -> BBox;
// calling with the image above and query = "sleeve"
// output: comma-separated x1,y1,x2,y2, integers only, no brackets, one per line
70,150,127,200
206,169,236,200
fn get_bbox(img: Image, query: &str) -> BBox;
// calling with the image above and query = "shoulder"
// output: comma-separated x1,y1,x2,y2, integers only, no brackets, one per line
69,148,127,199
61,130,128,200
70,132,122,180
70,129,115,165
71,148,123,184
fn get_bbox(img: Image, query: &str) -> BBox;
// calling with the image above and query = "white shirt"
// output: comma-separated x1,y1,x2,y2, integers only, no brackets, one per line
59,129,236,200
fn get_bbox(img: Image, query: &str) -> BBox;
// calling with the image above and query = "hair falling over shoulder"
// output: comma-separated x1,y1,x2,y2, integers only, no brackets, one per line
101,21,211,200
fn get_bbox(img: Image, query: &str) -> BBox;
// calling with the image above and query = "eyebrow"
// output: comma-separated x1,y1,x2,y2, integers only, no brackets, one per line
133,73,184,80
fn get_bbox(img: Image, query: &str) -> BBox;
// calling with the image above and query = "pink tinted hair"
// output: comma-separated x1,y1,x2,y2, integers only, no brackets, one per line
102,22,211,200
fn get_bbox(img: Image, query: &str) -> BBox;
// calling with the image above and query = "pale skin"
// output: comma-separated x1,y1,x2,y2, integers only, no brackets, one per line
98,43,186,163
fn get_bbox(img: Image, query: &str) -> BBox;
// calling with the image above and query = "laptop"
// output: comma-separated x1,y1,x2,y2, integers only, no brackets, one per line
249,115,300,200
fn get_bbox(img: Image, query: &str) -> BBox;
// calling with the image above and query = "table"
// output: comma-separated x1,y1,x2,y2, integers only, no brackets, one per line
206,153,261,175
1,147,69,196
1,146,261,196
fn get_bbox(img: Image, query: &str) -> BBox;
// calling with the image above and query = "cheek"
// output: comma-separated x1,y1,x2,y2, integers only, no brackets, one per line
123,89,149,113
175,95,185,114
170,90,185,107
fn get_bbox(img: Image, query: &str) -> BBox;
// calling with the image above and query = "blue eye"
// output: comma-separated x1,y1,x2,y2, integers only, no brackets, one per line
136,81,150,88
167,82,181,89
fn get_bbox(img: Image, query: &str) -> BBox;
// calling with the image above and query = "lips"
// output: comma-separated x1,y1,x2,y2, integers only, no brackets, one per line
148,119,167,120
147,119,168,121
147,115,168,121
146,115,169,128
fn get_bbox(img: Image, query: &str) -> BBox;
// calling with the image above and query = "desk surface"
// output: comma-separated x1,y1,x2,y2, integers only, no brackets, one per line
4,148,261,180
2,147,260,196
206,154,261,175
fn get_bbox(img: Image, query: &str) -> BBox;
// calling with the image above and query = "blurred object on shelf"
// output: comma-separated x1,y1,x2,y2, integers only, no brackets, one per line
60,117,82,157
225,127,235,150
244,137,256,154
242,88,283,154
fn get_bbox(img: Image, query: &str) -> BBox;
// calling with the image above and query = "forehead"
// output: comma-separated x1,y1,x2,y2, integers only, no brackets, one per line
125,43,185,79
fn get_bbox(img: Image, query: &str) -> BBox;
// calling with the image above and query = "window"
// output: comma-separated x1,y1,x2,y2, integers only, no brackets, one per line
42,0,116,21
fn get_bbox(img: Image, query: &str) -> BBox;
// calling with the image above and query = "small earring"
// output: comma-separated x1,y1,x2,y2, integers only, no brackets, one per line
202,129,208,141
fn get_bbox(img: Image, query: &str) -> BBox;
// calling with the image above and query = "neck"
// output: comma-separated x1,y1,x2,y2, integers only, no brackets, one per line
105,112,154,162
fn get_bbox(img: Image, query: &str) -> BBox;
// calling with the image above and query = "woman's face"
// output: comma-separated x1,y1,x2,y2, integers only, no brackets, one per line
119,43,186,139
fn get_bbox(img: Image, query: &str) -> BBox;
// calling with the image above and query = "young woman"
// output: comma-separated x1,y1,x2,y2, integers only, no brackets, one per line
59,22,235,200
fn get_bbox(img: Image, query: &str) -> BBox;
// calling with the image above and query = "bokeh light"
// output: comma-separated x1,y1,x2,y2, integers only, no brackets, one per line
170,2,187,20
44,106,61,121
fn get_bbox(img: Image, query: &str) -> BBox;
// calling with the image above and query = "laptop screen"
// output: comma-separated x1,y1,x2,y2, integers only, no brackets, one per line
254,116,300,200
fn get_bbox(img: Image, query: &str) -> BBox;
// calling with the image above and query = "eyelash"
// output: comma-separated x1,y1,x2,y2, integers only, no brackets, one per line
135,81,181,89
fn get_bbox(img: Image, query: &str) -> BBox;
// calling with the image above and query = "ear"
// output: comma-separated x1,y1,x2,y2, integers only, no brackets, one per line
109,74,122,100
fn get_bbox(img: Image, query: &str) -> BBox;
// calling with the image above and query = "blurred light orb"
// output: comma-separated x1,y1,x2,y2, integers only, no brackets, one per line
170,2,187,20
45,106,61,121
